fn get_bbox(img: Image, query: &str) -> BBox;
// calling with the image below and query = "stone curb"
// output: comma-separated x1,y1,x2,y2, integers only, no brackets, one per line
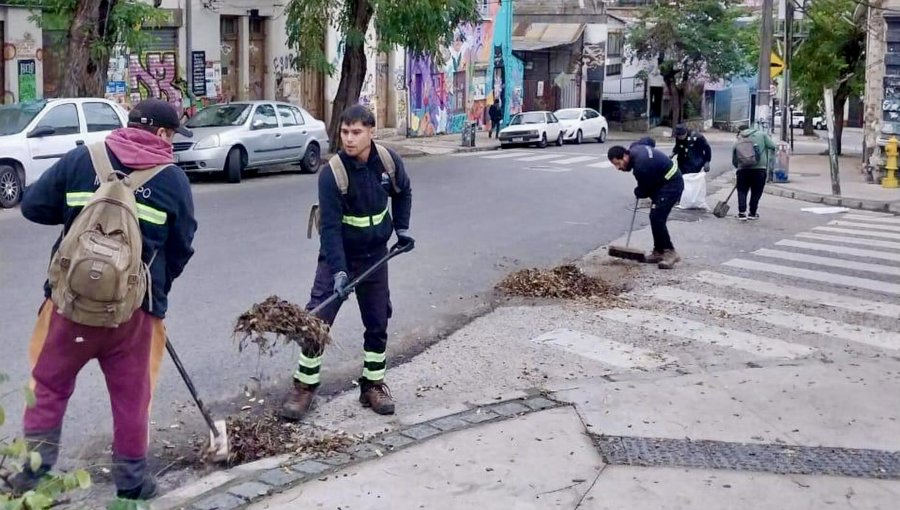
152,395,564,510
765,184,900,214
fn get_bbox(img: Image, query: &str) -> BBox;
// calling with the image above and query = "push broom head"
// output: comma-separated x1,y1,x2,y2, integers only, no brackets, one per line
608,245,647,262
207,419,229,463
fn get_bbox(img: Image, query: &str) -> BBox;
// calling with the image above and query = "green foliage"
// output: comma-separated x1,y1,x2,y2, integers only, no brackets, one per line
627,0,754,122
791,0,865,114
285,0,482,75
0,376,91,509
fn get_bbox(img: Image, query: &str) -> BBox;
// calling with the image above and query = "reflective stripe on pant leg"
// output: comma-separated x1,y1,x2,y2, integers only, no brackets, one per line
294,352,322,385
362,350,386,382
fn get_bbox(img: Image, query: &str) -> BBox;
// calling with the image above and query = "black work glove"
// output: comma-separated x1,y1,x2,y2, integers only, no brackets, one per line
395,230,415,252
333,271,350,298
704,163,711,172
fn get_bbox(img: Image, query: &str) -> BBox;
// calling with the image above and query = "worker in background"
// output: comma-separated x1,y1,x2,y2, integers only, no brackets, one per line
282,105,413,421
607,138,684,269
671,124,712,210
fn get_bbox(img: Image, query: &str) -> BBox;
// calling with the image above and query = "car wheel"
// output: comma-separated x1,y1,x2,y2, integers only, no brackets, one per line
0,164,23,208
538,133,548,149
598,128,607,143
556,132,564,146
300,143,321,174
224,147,243,184
575,130,583,145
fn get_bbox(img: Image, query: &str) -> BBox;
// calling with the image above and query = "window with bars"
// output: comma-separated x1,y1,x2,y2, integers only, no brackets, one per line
607,32,624,59
453,71,466,112
606,63,622,77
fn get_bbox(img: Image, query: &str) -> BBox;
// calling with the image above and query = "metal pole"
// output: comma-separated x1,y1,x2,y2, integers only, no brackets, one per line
780,0,793,144
756,0,774,129
824,87,842,196
186,0,193,102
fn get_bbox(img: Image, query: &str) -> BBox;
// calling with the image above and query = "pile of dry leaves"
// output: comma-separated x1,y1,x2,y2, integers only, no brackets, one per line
234,296,331,356
226,411,355,465
496,264,623,300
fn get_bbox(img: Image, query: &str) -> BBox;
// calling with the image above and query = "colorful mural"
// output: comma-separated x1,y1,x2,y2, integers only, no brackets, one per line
406,0,523,137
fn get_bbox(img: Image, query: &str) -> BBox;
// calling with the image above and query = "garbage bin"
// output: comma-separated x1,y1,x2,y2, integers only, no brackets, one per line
460,122,477,147
773,141,790,183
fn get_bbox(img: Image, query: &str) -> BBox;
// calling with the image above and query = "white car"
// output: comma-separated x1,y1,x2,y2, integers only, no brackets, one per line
0,98,128,208
554,107,608,144
498,111,564,148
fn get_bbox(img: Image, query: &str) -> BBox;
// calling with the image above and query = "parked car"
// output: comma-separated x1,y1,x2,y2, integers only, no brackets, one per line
0,98,128,208
812,116,826,130
498,111,564,149
173,101,329,183
554,107,608,144
773,112,805,129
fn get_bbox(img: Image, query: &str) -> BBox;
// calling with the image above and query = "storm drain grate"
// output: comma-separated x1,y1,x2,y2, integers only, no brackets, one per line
596,435,900,480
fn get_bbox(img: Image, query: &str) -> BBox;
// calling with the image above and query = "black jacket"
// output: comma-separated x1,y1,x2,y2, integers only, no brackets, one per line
318,143,412,275
489,104,502,122
21,145,197,319
628,140,683,199
672,131,712,174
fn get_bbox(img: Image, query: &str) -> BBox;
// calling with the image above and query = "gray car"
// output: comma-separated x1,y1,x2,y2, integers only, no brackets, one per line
173,101,330,183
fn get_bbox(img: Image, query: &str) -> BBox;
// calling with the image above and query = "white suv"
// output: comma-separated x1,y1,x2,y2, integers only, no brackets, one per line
0,98,128,208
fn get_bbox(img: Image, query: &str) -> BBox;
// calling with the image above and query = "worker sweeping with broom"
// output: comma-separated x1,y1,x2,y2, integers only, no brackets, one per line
607,138,684,269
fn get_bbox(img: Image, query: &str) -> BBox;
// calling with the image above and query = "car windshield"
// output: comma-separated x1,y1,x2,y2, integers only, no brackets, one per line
510,113,545,125
0,100,47,136
555,109,581,120
186,104,251,128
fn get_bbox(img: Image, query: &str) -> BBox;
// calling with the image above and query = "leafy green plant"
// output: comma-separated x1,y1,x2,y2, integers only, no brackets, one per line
0,378,91,509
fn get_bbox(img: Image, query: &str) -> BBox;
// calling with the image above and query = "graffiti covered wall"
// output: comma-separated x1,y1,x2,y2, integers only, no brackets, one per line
406,0,522,136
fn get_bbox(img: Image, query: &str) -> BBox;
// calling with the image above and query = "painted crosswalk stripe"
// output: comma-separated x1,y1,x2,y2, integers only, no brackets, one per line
588,161,614,169
774,239,900,263
752,248,900,277
693,271,900,319
843,214,900,225
514,153,560,161
550,155,596,165
828,220,900,233
647,287,900,351
722,259,900,296
795,232,900,250
531,329,675,369
482,151,532,159
811,226,900,241
596,309,815,359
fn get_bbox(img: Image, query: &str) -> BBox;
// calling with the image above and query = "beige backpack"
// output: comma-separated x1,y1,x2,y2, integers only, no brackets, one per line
307,144,400,238
48,142,168,327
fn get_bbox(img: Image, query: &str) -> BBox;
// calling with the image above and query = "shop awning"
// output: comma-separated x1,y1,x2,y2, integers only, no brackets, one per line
512,23,586,52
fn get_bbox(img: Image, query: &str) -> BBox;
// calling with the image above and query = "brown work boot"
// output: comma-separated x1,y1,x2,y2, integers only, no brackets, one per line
280,381,316,421
645,250,664,264
359,381,395,415
657,249,682,270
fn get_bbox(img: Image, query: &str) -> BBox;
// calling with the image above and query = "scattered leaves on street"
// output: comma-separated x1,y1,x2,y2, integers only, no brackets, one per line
496,264,624,302
224,411,355,465
234,296,331,357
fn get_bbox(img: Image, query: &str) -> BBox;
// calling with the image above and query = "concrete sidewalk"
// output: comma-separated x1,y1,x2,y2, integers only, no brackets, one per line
765,154,900,214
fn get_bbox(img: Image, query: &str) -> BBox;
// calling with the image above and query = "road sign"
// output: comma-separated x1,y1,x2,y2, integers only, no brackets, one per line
770,52,785,79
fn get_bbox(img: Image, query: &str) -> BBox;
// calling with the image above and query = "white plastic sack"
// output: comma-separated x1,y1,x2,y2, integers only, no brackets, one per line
677,172,709,210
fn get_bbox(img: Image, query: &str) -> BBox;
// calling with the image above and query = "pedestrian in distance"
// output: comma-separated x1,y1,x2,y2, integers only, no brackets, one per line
732,124,777,221
282,105,414,421
488,99,503,139
607,137,685,269
8,99,197,501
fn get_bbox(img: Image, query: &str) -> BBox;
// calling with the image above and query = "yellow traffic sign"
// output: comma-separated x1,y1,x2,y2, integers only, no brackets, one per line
770,52,785,79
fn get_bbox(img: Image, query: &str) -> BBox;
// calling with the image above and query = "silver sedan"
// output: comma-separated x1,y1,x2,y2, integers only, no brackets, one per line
173,101,330,183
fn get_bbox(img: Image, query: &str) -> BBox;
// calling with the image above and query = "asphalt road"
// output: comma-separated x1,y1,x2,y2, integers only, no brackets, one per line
0,137,738,467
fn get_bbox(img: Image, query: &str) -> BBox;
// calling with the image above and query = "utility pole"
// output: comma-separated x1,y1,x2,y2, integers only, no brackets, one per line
780,0,793,145
757,0,774,130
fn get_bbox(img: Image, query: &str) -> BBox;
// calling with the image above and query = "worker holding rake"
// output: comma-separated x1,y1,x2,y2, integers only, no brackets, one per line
607,138,684,269
281,105,414,421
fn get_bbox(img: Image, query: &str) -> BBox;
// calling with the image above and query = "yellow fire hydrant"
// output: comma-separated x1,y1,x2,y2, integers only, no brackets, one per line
884,137,899,188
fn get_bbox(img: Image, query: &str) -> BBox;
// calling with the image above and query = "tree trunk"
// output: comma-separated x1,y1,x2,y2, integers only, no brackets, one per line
802,105,815,136
833,96,847,156
328,0,374,151
663,75,681,128
60,0,115,97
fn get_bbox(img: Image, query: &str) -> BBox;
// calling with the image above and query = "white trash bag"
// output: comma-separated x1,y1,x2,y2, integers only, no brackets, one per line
677,172,709,210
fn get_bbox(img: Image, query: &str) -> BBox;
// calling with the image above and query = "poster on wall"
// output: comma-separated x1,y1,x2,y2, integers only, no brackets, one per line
18,60,36,102
191,51,207,97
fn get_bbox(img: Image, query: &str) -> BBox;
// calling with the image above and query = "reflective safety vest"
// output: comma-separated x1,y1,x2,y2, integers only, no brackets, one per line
307,144,400,238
